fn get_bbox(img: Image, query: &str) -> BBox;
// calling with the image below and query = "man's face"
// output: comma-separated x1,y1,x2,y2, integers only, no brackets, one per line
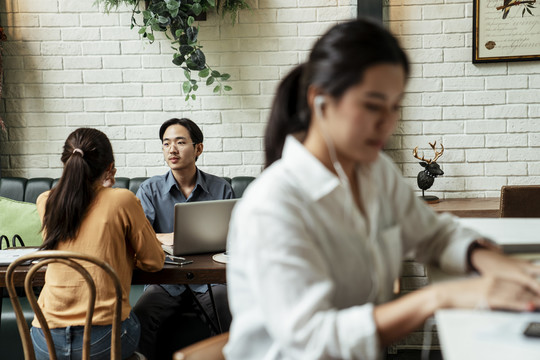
162,124,202,171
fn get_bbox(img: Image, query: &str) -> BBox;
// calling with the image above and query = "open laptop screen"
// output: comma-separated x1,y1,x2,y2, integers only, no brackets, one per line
168,199,238,256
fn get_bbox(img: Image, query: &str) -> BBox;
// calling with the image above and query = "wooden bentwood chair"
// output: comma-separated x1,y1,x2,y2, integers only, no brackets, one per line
173,331,229,360
5,250,123,360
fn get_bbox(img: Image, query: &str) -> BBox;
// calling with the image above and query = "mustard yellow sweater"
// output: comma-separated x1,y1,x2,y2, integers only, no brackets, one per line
33,187,165,328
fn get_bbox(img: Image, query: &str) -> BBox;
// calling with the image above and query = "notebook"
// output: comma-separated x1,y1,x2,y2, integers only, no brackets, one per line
162,199,238,256
0,248,39,266
458,218,540,253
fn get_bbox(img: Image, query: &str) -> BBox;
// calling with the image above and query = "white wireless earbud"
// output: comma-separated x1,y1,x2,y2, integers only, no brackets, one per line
314,95,325,120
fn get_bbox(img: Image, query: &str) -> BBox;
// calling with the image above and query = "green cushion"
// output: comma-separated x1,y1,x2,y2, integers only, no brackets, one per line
0,196,43,247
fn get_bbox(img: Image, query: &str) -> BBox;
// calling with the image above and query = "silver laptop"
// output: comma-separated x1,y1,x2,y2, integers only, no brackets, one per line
166,199,238,256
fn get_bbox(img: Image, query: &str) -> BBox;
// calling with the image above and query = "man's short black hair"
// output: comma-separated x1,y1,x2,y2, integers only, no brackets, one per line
159,118,204,144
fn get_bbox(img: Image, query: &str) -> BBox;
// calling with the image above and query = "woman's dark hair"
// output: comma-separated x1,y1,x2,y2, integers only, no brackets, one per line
264,19,410,167
159,118,204,144
41,128,114,250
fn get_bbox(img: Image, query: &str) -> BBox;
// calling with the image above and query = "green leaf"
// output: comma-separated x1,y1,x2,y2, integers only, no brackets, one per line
183,81,192,94
166,0,180,10
191,94,196,100
190,49,206,70
192,3,203,16
213,85,221,93
526,7,533,15
186,59,201,71
147,32,155,42
172,56,184,66
190,79,197,84
211,70,220,77
207,0,216,7
138,27,147,34
175,29,183,38
170,9,178,18
185,94,190,101
184,69,191,79
186,26,198,43
198,68,210,78
142,10,151,19
158,16,169,24
193,84,199,91
187,16,195,27
150,22,162,32
221,73,231,81
206,76,215,85
224,85,232,91
180,45,194,56
179,34,189,45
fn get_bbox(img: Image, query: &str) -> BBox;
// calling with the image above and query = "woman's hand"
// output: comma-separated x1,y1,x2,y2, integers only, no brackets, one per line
102,167,117,188
156,233,173,246
434,274,540,312
471,248,540,296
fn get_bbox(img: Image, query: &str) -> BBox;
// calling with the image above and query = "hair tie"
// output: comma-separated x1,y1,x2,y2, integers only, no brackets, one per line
73,148,84,157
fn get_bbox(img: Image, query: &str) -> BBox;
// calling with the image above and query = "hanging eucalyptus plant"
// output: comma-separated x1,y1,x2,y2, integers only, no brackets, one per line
95,0,250,100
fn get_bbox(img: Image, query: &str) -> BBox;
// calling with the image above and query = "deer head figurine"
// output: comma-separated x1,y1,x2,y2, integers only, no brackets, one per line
413,141,444,201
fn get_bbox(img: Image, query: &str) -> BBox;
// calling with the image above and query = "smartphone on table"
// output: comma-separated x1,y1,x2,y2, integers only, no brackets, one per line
523,322,540,338
165,255,193,266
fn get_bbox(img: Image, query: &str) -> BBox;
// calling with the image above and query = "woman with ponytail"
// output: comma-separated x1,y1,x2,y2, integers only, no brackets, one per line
32,128,165,360
225,19,540,359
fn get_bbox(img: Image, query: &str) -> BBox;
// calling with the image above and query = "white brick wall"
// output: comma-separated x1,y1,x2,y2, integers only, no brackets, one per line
386,0,540,198
1,0,539,198
0,1,354,178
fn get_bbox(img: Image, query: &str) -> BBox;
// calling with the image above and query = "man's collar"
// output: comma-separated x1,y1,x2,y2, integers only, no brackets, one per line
281,135,341,201
165,170,178,192
166,168,210,195
194,168,210,194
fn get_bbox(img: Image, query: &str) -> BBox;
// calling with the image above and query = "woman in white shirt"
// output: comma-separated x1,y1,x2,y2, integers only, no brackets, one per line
225,19,540,360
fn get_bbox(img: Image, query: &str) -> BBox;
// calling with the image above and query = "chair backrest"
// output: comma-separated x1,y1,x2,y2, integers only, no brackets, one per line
173,332,229,360
500,185,540,217
0,176,256,204
5,250,123,360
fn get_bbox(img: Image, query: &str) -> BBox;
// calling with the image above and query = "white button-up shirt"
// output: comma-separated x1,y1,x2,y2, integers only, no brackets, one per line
225,136,479,360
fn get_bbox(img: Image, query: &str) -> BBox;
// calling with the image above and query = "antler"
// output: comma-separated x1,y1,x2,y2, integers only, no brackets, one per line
412,147,431,164
430,141,444,162
412,141,445,164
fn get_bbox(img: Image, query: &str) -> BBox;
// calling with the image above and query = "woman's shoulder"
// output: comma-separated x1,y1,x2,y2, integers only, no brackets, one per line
368,152,404,183
238,161,305,213
36,190,51,213
100,187,139,207
36,190,51,204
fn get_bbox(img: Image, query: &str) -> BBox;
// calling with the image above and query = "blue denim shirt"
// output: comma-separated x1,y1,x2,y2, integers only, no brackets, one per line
136,168,234,296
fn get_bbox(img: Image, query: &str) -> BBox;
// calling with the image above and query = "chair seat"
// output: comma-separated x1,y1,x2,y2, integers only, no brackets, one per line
173,332,229,360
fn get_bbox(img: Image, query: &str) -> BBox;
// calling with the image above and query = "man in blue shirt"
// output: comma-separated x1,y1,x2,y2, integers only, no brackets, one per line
133,118,233,360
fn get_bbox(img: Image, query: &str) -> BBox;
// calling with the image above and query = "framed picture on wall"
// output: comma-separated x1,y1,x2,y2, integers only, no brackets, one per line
357,0,383,22
473,0,540,63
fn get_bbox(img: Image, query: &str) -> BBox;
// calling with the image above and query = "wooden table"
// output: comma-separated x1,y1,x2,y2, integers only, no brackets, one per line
0,253,226,330
428,197,500,218
0,253,226,288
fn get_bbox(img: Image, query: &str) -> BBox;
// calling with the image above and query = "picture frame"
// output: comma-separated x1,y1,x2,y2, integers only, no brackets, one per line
473,0,540,63
357,0,383,22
